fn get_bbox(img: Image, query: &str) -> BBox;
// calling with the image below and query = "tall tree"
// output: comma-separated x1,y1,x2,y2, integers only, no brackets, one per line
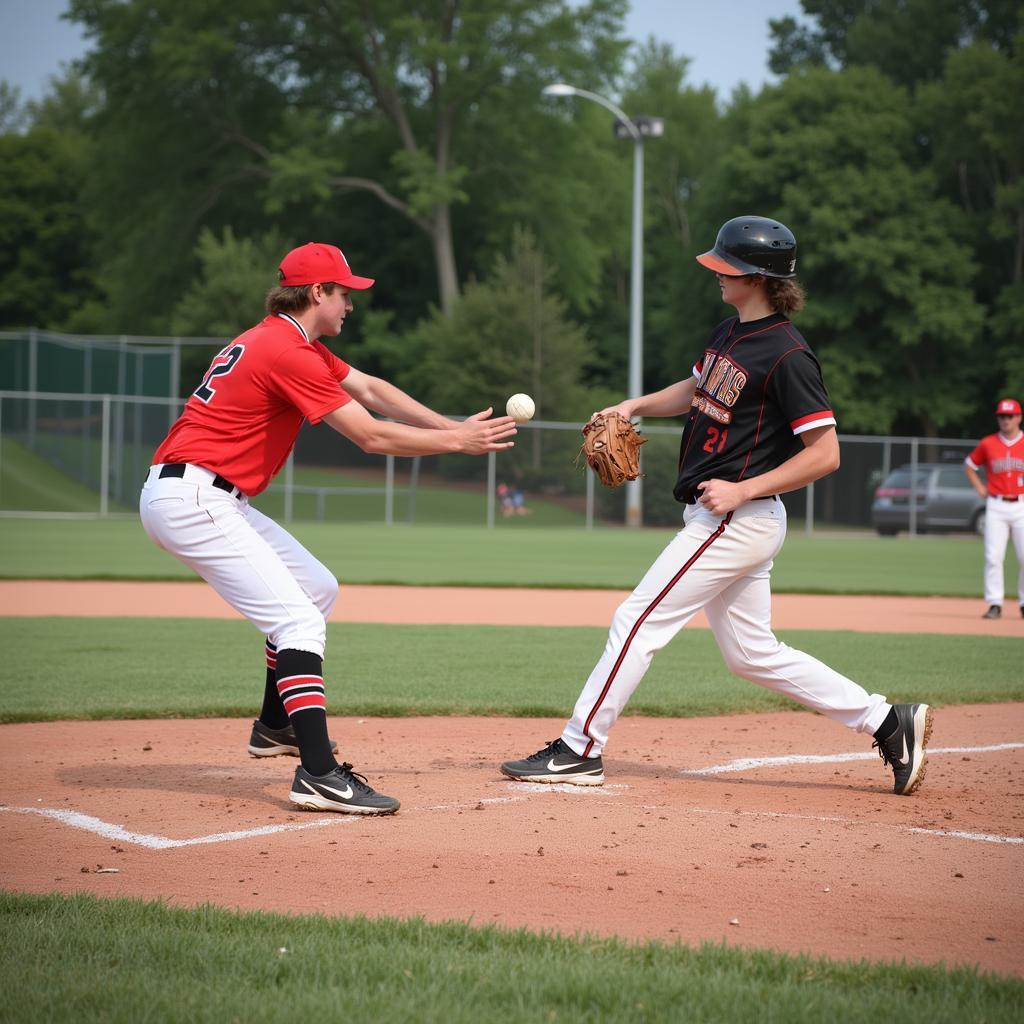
769,1,1020,86
69,0,628,327
709,65,985,435
0,71,103,331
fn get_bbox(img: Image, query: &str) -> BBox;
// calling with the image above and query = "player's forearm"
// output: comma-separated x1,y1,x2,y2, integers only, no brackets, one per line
964,464,986,498
741,428,840,499
629,379,696,419
351,375,453,429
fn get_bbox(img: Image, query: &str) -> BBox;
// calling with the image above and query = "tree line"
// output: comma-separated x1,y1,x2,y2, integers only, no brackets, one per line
1,0,1020,439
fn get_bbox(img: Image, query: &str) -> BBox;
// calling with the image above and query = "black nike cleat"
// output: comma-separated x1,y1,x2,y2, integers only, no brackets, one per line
289,763,400,814
982,605,1002,620
500,738,604,786
248,719,338,758
873,703,933,796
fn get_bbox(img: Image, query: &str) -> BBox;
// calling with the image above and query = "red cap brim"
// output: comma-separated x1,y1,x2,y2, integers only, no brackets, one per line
696,251,747,276
337,274,375,290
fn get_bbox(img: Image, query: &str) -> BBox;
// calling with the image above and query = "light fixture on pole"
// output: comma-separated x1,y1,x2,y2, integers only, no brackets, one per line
542,83,663,527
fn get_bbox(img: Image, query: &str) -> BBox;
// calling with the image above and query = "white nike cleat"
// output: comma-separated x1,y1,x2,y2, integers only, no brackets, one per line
289,763,400,814
872,703,933,796
500,738,604,785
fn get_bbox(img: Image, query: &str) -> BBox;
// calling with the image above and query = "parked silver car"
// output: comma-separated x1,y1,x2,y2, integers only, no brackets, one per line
870,463,985,536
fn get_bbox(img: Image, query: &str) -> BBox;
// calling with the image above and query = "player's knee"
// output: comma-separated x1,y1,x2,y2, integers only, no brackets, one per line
312,568,339,618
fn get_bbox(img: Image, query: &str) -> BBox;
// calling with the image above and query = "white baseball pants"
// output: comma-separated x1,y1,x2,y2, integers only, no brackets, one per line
562,497,891,758
983,496,1024,606
140,464,338,657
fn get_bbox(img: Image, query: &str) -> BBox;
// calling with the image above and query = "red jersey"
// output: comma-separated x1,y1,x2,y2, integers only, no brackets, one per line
153,313,351,495
965,432,1024,497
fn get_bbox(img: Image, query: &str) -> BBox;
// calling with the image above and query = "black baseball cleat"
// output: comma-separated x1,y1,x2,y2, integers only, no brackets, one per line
500,738,604,786
1020,605,1024,619
982,604,1002,619
873,703,933,796
248,720,338,758
289,763,400,815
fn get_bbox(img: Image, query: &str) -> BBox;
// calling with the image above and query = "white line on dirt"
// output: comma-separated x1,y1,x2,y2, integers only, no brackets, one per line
0,804,354,849
687,742,1023,776
686,807,1024,845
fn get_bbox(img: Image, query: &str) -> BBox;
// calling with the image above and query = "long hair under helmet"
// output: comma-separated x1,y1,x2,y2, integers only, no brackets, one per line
696,216,797,278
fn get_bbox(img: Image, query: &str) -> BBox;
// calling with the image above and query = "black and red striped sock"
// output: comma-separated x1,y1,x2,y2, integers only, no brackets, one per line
275,648,336,776
258,640,289,729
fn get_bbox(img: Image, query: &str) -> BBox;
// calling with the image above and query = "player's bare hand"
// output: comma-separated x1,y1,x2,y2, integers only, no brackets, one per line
697,478,750,515
591,400,635,422
454,408,517,454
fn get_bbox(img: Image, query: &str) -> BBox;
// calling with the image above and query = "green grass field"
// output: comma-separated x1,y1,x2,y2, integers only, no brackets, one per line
0,617,1019,723
3,892,1019,1024
0,517,1012,595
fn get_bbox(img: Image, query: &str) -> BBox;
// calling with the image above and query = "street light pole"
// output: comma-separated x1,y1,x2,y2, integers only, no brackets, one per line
542,84,662,528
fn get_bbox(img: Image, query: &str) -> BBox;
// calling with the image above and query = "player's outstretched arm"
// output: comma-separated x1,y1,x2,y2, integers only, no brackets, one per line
595,378,697,421
323,401,516,457
341,367,460,430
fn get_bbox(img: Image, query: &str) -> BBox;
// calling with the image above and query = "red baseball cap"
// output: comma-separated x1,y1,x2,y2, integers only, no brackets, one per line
996,398,1021,415
278,243,374,289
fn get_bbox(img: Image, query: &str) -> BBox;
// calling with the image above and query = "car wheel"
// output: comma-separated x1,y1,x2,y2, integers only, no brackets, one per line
876,526,899,537
971,509,986,536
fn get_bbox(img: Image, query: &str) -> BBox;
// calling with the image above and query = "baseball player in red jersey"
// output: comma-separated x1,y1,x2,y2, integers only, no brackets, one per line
141,242,516,814
964,398,1024,619
502,216,933,796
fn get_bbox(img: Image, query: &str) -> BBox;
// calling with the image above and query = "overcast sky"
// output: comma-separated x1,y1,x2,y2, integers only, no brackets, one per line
1,0,806,102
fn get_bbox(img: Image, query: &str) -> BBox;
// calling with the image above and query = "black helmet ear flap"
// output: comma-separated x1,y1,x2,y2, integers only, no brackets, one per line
697,216,797,279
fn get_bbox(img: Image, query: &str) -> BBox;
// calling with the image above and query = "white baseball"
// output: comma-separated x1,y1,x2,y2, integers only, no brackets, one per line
506,393,535,423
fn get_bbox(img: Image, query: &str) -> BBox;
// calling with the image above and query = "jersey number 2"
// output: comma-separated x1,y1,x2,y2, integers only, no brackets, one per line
703,426,729,453
193,344,244,403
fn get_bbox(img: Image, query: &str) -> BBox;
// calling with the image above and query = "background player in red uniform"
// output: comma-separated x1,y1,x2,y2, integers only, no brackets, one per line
964,398,1024,619
502,216,932,796
141,242,517,815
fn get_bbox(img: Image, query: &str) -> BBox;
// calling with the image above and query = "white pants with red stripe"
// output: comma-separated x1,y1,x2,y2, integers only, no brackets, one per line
140,464,338,657
983,495,1024,606
562,497,891,758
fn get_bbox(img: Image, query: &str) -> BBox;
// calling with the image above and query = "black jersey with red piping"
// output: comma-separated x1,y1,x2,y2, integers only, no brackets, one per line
674,313,836,504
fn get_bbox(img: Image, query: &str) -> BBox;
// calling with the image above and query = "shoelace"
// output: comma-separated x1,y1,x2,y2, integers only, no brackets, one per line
335,762,374,793
526,740,561,762
871,739,892,768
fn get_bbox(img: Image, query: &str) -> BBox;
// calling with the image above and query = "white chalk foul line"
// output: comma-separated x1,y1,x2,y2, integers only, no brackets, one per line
687,807,1024,846
687,742,1024,777
0,804,354,849
0,783,625,849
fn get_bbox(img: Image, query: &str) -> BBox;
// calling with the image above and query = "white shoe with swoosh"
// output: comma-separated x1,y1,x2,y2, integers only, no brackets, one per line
289,763,400,814
501,739,604,785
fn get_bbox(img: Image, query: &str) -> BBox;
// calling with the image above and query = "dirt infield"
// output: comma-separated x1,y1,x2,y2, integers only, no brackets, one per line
1,580,1022,976
1,710,1022,976
2,580,1023,635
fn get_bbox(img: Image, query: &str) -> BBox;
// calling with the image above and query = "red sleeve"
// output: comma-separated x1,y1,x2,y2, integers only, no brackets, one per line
312,340,351,383
266,345,352,425
965,439,987,469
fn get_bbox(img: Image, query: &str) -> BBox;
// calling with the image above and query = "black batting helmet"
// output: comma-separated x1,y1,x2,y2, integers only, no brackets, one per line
696,216,797,278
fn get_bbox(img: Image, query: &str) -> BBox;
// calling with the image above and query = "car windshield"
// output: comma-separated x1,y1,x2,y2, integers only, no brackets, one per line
882,469,930,489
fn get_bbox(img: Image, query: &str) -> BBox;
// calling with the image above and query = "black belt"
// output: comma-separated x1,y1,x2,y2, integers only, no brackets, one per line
159,463,241,497
994,495,1021,502
685,494,778,506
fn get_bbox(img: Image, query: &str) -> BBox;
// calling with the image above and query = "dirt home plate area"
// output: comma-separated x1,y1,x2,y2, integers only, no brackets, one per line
1,582,1022,977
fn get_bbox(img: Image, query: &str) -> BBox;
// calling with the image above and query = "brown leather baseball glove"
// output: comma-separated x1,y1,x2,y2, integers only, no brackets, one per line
577,412,647,488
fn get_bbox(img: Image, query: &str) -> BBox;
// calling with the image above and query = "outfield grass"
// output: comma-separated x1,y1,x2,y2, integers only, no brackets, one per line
0,518,1009,595
0,618,1018,723
1,892,1020,1023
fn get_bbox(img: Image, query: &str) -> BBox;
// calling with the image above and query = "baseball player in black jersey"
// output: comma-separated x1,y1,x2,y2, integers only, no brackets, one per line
503,216,932,796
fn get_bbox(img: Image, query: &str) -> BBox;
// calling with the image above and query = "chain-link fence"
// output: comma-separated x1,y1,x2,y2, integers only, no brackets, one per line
0,388,982,535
